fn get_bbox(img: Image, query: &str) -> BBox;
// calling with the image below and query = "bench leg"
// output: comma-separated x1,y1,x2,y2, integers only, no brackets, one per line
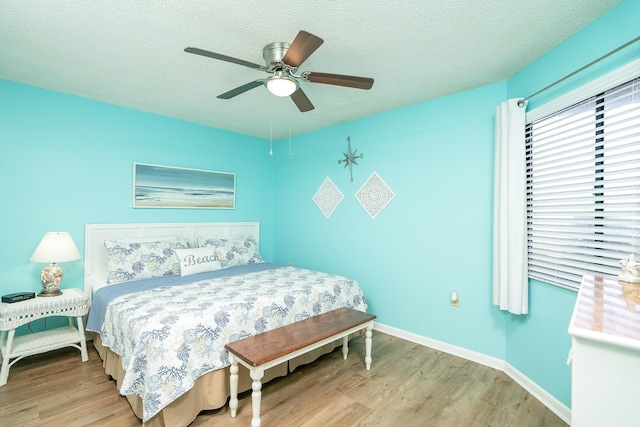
229,354,239,418
342,335,349,360
365,323,373,370
250,368,264,427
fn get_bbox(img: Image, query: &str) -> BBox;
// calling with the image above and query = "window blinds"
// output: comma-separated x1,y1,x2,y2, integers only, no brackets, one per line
525,77,640,289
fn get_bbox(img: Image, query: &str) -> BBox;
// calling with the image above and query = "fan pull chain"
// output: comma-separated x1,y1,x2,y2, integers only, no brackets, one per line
288,128,293,156
269,123,273,156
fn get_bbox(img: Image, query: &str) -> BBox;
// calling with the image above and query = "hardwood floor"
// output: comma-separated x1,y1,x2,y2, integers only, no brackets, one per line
0,332,568,427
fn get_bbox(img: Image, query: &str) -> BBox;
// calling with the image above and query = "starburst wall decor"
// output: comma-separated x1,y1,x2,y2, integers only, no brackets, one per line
338,136,363,182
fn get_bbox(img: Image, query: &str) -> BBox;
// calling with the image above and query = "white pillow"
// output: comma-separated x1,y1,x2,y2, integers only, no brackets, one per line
174,247,222,276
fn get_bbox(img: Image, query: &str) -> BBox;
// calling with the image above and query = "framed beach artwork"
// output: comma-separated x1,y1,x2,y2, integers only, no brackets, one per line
133,163,236,209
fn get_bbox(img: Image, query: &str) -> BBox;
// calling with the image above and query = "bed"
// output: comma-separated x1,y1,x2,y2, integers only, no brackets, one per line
83,222,367,427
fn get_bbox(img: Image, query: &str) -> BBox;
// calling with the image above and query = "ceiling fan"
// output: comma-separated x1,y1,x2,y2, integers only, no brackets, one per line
184,30,374,112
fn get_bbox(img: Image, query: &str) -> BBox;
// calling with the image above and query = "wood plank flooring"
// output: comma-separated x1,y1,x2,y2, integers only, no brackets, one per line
0,332,568,427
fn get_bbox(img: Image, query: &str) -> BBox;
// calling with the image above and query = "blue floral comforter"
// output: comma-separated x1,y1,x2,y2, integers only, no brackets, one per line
90,264,366,421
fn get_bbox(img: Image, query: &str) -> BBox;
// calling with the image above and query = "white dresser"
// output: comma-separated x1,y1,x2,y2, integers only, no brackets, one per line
568,275,640,427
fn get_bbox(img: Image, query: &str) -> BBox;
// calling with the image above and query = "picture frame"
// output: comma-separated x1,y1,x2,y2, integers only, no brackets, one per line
133,163,236,209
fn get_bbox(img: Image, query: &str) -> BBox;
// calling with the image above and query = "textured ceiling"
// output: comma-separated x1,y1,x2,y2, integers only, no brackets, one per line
0,1,621,139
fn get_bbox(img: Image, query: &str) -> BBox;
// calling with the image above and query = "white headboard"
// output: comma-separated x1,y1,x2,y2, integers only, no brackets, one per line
84,222,260,299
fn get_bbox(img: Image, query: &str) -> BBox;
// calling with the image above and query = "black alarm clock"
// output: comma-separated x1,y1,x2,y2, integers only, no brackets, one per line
2,292,36,303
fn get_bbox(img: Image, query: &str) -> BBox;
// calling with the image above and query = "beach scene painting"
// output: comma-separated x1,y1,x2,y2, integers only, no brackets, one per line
133,163,235,209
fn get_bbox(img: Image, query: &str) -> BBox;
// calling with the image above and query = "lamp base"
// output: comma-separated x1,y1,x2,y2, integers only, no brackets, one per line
40,262,64,297
38,289,63,297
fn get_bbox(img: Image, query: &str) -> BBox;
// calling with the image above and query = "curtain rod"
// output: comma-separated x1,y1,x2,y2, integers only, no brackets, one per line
517,35,640,107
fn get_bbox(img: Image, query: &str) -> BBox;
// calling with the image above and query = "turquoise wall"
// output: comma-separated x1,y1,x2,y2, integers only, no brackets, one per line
270,0,639,409
0,81,275,331
505,0,640,406
271,82,508,360
1,0,637,411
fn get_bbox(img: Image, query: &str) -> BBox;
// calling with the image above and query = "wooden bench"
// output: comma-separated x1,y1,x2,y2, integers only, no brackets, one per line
224,307,376,427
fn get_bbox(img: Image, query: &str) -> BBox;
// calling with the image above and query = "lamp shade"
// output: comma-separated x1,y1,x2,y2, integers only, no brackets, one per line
266,76,298,97
30,232,81,263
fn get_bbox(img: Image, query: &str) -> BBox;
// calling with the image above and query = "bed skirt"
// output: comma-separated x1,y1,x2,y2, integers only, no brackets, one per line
93,334,338,427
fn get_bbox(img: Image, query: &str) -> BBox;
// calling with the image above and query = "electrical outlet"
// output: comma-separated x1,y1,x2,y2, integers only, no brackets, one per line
451,291,460,307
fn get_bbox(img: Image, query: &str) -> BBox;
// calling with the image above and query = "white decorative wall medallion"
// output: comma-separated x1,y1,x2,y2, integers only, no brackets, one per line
355,172,396,219
313,177,344,218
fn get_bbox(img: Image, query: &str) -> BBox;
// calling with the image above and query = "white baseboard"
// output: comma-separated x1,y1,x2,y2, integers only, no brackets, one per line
374,322,571,426
503,363,571,425
374,322,505,370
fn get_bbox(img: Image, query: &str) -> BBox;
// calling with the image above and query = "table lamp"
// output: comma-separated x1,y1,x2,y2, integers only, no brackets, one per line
30,232,81,297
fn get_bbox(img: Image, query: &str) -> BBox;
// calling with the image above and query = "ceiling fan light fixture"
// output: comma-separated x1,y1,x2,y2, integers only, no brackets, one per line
266,74,298,97
185,30,373,112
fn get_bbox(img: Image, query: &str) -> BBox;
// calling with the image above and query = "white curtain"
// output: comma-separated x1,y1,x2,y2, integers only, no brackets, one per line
493,98,528,315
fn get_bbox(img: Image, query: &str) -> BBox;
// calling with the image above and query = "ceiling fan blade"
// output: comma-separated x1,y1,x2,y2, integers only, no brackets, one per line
291,88,314,112
282,31,324,68
217,80,265,99
305,72,374,90
185,47,267,71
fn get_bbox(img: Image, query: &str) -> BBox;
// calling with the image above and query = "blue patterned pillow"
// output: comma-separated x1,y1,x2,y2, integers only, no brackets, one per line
105,239,189,284
197,236,263,268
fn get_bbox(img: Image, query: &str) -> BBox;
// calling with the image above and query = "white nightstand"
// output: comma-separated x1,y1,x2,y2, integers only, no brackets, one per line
0,288,89,386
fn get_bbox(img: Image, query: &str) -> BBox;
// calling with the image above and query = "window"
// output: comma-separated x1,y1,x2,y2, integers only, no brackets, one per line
525,75,640,289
